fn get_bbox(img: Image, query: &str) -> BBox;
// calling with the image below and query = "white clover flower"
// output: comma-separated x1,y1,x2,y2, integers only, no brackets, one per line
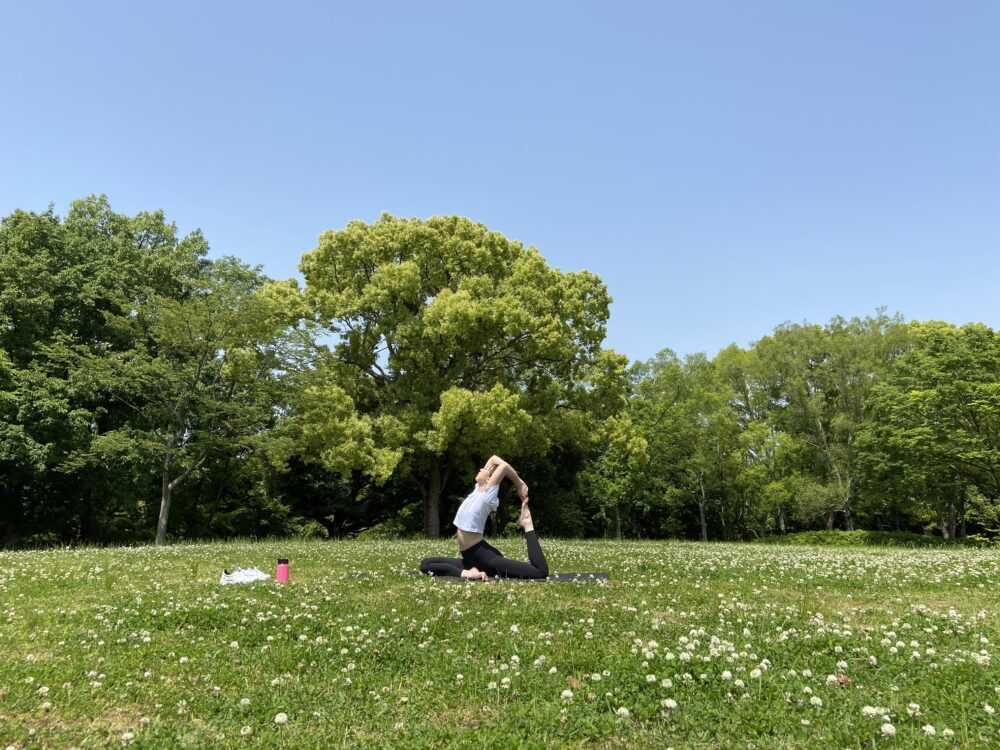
274,712,288,725
942,728,954,738
907,703,921,716
240,697,250,706
549,666,558,674
922,725,936,736
810,696,823,707
721,671,732,681
646,674,657,683
662,698,678,710
750,669,762,679
801,669,812,678
615,706,630,718
561,689,574,700
985,704,996,716
487,681,498,690
240,726,252,736
880,723,896,737
661,678,673,688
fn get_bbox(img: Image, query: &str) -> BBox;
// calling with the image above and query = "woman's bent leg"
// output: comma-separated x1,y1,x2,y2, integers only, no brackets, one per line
419,557,465,577
469,534,548,579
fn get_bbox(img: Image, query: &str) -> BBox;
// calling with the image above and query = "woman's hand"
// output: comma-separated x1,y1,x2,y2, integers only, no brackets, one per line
461,567,488,581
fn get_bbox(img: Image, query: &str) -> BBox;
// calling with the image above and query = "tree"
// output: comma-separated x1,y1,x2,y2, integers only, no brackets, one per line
79,259,304,545
862,322,1000,537
295,214,628,536
756,311,909,531
0,197,206,545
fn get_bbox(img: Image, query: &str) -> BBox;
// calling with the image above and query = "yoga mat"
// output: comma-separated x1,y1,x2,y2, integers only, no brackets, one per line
345,572,609,582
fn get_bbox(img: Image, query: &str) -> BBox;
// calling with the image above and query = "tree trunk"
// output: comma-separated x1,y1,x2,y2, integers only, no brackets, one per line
825,511,835,531
947,497,958,541
778,507,786,535
156,444,208,546
844,505,854,532
938,516,950,540
423,461,443,538
698,475,708,542
156,449,173,546
613,502,622,540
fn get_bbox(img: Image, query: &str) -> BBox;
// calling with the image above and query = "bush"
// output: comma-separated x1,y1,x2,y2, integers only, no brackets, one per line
756,530,995,547
356,503,424,540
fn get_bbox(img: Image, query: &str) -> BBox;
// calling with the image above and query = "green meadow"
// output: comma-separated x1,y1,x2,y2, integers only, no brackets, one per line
1,540,998,749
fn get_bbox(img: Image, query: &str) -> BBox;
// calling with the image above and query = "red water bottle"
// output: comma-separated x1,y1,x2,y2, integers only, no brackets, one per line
276,558,289,583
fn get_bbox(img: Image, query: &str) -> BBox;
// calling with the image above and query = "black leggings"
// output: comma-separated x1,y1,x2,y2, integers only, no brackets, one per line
420,532,549,579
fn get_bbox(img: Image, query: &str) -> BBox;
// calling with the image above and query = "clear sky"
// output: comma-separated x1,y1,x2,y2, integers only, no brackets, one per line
2,1,998,364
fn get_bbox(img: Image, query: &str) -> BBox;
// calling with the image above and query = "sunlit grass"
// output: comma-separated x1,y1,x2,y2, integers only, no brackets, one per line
1,539,998,748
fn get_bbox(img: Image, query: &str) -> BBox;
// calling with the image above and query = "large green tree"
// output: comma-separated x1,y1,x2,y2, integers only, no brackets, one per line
862,322,1000,537
295,214,628,536
0,197,205,544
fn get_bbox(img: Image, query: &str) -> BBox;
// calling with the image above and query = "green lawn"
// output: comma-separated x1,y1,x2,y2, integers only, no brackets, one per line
1,539,998,749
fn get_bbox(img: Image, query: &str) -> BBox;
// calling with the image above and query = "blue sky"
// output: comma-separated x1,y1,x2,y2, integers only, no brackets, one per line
2,1,998,364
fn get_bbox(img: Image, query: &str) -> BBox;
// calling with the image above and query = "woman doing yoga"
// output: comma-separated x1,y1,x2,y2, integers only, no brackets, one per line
419,455,549,580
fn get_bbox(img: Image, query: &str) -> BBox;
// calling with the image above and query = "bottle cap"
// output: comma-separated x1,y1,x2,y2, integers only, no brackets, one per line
278,558,289,564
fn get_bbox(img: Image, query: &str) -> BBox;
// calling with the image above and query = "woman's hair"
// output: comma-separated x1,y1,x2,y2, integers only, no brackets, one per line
498,476,513,500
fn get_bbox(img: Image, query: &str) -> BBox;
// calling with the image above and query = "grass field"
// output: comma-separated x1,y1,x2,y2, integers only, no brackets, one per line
1,538,998,749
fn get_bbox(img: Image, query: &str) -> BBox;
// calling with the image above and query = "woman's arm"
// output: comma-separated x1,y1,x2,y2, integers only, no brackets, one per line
487,458,529,500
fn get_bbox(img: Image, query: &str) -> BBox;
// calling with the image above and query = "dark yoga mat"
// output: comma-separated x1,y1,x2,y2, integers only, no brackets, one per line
345,572,609,582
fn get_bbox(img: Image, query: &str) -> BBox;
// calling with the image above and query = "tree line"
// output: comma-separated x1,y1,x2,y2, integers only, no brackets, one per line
1,197,997,546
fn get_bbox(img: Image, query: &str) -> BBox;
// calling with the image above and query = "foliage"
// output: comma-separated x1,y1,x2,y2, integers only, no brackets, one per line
290,213,629,536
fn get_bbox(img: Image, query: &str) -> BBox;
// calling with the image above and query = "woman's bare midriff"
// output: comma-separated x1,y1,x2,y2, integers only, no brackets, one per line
456,529,483,552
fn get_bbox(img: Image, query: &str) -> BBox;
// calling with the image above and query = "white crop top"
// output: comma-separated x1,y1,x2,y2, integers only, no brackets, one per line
453,484,500,533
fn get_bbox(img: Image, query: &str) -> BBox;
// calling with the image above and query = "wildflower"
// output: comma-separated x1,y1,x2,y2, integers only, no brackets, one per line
721,671,732,681
810,696,823,707
240,697,250,706
942,729,954,738
985,704,996,716
561,689,574,700
487,681,498,690
907,703,921,717
922,725,936,736
615,706,630,718
240,726,252,736
646,674,657,683
662,698,678,710
881,723,895,737
274,712,288,725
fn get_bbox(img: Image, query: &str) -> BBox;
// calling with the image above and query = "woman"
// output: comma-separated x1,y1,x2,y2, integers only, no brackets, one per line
419,455,550,580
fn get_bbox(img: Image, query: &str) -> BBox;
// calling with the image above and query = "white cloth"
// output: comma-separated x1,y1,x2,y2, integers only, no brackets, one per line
453,484,500,533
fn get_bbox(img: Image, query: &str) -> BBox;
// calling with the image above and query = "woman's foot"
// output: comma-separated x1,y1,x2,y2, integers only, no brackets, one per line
461,567,488,581
518,500,534,533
